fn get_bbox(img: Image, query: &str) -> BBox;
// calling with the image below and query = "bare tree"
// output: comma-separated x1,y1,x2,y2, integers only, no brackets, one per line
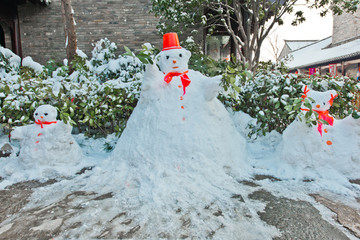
152,0,359,72
267,33,281,63
61,0,77,73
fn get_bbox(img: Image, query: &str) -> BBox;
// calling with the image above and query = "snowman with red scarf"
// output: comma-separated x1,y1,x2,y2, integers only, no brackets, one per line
280,86,360,177
11,104,82,168
112,33,247,172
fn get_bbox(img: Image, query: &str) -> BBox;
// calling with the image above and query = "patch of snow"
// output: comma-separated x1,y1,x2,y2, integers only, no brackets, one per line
22,56,43,74
76,48,87,59
30,218,62,232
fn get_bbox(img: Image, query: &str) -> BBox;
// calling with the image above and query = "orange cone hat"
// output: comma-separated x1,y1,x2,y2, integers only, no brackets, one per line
162,32,182,51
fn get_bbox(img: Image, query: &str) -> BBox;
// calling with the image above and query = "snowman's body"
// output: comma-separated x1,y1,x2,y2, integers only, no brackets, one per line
86,34,251,236
279,87,360,177
11,105,82,167
112,48,247,168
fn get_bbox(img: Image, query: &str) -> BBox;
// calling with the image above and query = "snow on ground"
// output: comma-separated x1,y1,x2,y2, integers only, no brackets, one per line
0,109,359,239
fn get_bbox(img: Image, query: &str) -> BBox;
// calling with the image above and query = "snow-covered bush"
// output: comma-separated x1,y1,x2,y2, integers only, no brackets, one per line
0,39,144,137
233,68,304,137
221,62,360,138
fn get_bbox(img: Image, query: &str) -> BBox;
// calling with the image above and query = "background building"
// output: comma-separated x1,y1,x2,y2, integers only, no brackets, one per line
282,8,360,78
0,0,162,64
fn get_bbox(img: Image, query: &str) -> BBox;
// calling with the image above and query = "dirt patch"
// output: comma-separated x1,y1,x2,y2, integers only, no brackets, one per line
349,179,360,185
311,194,360,238
0,180,56,224
253,174,281,182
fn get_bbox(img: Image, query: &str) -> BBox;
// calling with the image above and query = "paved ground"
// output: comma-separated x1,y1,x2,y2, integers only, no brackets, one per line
0,175,359,239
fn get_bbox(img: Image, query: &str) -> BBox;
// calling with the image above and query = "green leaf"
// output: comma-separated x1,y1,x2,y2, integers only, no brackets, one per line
124,46,134,57
4,85,10,95
319,119,329,125
275,102,280,109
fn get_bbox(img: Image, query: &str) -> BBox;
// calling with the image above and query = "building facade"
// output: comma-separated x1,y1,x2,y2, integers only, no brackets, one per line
282,8,360,79
0,0,162,64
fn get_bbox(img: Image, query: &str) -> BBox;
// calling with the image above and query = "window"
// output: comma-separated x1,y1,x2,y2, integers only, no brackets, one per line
205,35,231,61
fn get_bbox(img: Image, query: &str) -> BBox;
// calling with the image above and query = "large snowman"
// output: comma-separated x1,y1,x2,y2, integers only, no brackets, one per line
79,34,258,238
112,33,247,170
11,104,82,168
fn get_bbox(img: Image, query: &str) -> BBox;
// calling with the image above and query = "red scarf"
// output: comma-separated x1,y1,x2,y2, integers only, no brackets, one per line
35,119,57,128
164,70,191,95
300,109,334,136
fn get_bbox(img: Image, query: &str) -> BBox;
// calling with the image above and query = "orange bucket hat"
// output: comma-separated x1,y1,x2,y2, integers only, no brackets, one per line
162,32,182,51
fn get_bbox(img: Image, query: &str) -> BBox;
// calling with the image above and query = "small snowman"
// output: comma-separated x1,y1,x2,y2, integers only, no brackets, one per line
112,32,247,170
11,104,82,168
300,85,338,145
279,86,351,173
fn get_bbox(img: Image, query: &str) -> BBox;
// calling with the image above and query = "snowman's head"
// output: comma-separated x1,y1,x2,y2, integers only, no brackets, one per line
301,86,337,112
157,48,191,74
34,104,58,122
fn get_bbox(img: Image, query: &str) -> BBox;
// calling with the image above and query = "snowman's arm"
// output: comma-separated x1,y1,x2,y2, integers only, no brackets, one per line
55,121,73,135
142,63,163,92
11,125,29,140
202,75,222,101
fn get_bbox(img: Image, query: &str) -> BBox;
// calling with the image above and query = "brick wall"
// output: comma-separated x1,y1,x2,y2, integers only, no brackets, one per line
332,8,360,46
18,0,162,64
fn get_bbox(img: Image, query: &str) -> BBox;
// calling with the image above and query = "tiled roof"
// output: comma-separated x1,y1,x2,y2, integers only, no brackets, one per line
286,36,360,70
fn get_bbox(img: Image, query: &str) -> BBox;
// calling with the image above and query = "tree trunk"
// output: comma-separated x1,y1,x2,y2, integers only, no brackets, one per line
61,0,77,74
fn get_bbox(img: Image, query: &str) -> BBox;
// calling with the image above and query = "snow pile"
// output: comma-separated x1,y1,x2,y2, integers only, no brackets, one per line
0,46,21,70
82,41,254,237
1,38,360,239
22,56,44,74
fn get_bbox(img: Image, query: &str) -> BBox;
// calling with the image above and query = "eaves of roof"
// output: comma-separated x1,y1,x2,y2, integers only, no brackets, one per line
290,51,360,70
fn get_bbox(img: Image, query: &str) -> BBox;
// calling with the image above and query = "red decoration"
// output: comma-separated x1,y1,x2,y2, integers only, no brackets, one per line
301,108,334,136
301,86,310,101
164,71,191,95
162,33,182,51
35,120,58,128
329,93,338,105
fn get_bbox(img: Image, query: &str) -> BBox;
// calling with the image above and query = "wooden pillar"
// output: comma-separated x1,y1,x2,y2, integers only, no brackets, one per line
0,25,5,47
11,8,22,58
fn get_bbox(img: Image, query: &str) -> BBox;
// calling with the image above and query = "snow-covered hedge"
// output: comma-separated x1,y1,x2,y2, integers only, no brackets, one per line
0,39,146,137
1,41,359,138
220,62,360,138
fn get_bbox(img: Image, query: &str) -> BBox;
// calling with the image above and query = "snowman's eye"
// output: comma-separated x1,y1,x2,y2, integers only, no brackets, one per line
35,113,38,116
166,56,169,60
323,102,326,105
44,113,48,116
179,54,182,57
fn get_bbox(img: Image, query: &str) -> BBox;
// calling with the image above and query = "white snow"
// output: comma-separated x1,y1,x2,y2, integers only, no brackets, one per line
76,48,87,59
286,40,317,51
287,36,360,69
22,56,44,74
0,44,359,239
0,46,21,69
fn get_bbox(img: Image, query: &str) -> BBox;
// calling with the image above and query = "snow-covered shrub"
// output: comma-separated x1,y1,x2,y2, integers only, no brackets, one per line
219,62,360,138
88,38,144,83
236,68,303,137
0,40,144,137
0,46,21,73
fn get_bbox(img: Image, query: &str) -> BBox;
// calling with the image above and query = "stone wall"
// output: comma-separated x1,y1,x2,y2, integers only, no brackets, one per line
17,0,162,64
332,8,360,46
